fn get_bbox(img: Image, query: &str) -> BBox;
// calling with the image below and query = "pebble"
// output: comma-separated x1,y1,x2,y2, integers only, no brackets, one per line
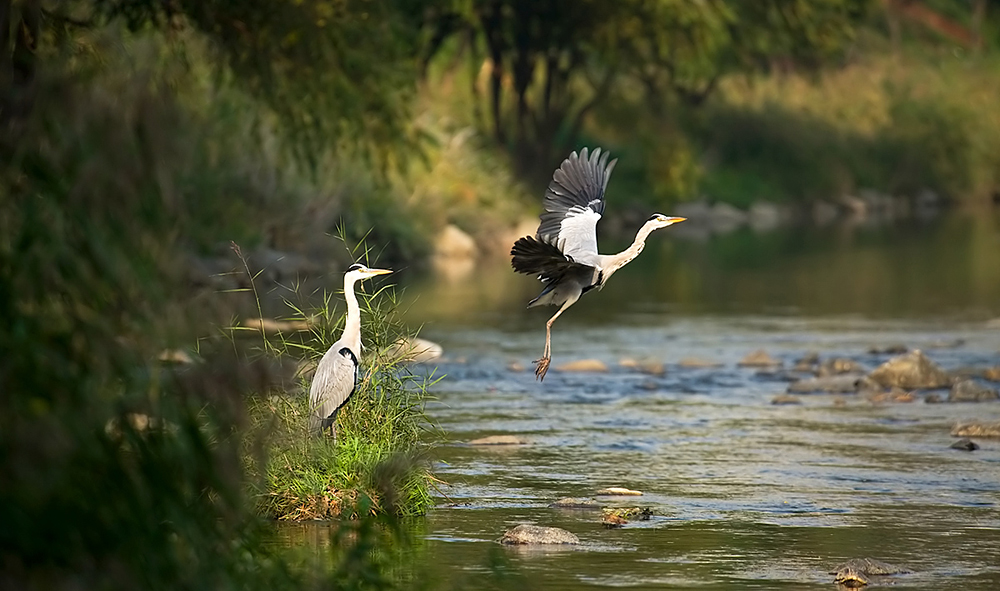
677,357,723,368
595,487,643,496
738,349,782,367
555,359,609,373
771,394,802,405
549,498,601,509
500,524,579,545
817,358,866,377
468,435,527,446
619,358,665,376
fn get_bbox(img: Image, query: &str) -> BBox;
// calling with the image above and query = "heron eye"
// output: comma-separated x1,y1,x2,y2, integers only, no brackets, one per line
348,263,365,272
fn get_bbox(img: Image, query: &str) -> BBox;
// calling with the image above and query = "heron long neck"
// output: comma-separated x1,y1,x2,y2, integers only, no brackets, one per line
601,221,657,284
342,276,362,353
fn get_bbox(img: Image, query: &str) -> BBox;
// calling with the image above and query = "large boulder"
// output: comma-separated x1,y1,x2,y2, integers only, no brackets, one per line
500,524,579,545
867,350,951,389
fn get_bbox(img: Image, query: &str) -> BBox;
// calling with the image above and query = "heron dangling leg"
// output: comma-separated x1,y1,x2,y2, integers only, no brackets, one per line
534,299,575,381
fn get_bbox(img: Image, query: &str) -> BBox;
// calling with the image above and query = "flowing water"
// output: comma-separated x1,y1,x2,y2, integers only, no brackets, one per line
293,212,1000,589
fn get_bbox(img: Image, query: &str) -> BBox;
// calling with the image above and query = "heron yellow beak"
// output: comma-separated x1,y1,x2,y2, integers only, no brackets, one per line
366,268,393,276
665,216,686,225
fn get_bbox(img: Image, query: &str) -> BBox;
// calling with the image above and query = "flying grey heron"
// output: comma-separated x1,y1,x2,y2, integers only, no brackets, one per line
309,263,392,437
510,147,686,381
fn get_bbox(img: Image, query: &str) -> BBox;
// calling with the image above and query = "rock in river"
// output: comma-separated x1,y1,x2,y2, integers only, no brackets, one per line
951,421,1000,438
867,350,951,389
787,375,864,393
829,558,909,588
469,435,527,446
817,358,866,377
596,487,643,496
949,379,1000,402
550,497,601,509
678,357,723,368
739,349,782,367
771,394,802,405
555,359,609,373
500,524,579,545
950,438,980,451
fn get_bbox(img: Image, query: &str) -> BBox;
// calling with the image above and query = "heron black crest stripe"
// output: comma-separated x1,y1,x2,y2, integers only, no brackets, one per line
347,263,365,272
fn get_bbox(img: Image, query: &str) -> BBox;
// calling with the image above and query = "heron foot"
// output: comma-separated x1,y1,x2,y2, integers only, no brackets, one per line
534,356,551,381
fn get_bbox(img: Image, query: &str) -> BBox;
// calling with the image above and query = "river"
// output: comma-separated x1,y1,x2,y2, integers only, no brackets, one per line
293,211,1000,589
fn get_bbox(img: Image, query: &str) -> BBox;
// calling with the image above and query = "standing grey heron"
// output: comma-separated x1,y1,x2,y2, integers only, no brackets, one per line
510,147,686,381
309,263,392,437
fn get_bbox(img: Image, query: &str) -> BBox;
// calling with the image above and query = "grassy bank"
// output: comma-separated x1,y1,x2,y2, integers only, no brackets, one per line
235,268,439,520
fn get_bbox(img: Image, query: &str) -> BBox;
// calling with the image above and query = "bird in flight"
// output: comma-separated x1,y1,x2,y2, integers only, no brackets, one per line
309,263,392,437
510,147,685,381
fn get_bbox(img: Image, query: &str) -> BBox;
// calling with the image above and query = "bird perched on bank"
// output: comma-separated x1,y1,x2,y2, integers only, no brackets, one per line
309,263,392,437
510,147,685,381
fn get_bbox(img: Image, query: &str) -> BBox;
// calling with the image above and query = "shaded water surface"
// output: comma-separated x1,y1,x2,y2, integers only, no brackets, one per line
294,213,1000,589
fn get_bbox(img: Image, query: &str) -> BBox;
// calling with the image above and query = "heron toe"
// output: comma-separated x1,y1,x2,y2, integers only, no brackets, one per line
534,357,551,381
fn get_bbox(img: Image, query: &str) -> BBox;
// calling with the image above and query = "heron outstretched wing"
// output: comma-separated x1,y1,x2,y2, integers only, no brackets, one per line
511,235,600,287
537,147,618,261
308,343,359,435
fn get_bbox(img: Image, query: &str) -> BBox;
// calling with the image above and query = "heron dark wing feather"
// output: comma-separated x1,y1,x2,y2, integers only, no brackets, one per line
510,235,595,285
537,147,618,241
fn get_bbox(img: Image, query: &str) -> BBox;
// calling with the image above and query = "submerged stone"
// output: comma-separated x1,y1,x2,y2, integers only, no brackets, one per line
787,375,864,393
830,558,909,588
550,497,601,509
949,379,999,402
468,435,527,446
500,524,579,545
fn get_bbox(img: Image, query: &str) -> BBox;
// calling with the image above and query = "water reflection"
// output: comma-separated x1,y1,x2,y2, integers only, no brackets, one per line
402,210,1000,324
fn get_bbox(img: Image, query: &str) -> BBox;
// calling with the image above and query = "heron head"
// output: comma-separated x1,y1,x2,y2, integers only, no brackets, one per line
346,263,393,282
647,213,686,230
